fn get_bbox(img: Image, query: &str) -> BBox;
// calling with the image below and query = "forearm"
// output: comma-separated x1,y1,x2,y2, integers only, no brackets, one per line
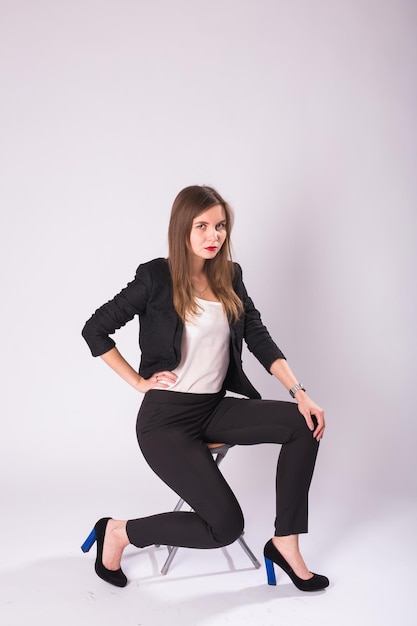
269,358,307,402
270,358,325,440
100,347,143,391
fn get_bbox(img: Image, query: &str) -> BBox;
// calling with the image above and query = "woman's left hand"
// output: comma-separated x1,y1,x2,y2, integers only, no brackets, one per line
269,359,326,441
295,392,325,441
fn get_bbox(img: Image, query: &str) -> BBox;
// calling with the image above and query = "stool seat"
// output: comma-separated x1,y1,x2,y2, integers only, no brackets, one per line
159,443,261,575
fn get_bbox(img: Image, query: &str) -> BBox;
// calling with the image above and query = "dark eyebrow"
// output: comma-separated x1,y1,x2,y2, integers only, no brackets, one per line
195,218,227,224
193,219,227,225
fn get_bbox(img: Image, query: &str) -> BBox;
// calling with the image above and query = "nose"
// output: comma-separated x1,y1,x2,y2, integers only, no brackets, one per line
208,227,220,240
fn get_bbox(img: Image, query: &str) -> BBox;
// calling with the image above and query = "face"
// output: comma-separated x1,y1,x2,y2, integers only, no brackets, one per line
189,204,227,263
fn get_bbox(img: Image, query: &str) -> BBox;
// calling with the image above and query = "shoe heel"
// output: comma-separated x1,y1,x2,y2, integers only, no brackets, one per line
264,557,277,585
81,528,97,553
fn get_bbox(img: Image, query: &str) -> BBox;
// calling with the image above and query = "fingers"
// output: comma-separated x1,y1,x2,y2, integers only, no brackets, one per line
313,423,325,441
302,411,315,432
153,371,178,387
312,415,325,441
298,405,325,441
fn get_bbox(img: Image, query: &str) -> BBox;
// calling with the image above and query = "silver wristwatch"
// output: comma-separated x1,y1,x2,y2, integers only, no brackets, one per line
289,383,306,398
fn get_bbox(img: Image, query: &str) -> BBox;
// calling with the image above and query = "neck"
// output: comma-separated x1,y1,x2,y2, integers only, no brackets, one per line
190,259,209,298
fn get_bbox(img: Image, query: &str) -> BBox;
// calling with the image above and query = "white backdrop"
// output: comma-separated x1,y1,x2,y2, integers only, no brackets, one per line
1,0,416,565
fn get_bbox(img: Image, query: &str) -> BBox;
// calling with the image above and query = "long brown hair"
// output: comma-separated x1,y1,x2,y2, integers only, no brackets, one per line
168,185,243,323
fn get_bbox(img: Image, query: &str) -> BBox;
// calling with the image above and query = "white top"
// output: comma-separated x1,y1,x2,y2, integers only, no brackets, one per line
160,297,230,393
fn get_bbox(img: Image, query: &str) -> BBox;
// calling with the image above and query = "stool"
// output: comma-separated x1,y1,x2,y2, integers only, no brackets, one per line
160,443,261,575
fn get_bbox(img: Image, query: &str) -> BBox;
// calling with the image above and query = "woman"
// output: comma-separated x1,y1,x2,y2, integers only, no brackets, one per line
81,185,329,592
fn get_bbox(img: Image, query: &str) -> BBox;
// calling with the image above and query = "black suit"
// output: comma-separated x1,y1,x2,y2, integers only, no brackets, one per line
82,259,319,544
82,258,285,398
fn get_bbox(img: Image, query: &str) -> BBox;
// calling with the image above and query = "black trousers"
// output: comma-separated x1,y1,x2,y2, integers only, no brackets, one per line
126,390,319,549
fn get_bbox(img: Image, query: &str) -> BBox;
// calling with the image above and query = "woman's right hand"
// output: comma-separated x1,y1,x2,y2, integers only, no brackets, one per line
134,371,178,393
100,348,178,393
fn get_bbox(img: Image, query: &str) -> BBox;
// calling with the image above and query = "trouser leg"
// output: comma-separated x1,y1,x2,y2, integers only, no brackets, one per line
202,397,320,535
126,426,244,549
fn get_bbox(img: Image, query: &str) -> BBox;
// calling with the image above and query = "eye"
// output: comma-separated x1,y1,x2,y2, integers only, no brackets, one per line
196,223,206,230
216,222,226,230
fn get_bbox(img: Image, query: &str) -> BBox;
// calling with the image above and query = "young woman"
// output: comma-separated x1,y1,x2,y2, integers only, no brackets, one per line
81,185,329,592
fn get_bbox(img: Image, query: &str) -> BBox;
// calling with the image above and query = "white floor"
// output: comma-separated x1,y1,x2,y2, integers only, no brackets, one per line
1,487,415,626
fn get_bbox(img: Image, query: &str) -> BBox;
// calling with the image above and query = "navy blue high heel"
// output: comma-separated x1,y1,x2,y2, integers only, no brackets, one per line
81,528,97,553
81,517,127,587
264,539,329,592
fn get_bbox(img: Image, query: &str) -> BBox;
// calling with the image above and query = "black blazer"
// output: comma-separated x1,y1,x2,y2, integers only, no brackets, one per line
82,258,285,399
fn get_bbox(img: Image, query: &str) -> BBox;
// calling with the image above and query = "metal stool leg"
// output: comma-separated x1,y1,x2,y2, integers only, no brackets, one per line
160,495,186,574
237,534,261,568
160,444,260,574
161,544,180,575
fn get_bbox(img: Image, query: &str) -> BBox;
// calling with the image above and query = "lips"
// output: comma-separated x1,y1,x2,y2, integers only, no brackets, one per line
205,247,218,252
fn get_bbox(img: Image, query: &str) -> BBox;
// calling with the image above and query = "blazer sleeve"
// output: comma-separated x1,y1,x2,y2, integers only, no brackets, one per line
81,264,151,357
235,264,286,372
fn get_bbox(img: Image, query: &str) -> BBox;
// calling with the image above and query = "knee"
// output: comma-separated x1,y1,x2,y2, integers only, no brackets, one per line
211,509,244,547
